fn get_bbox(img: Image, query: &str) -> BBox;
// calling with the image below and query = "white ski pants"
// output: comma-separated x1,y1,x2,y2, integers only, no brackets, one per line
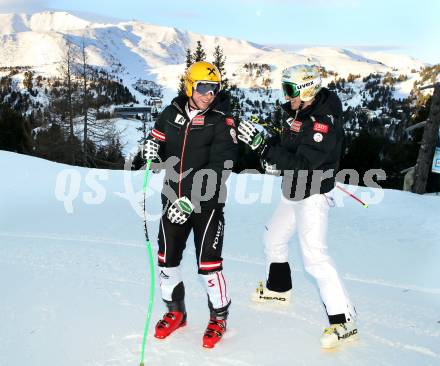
264,193,355,320
160,266,230,310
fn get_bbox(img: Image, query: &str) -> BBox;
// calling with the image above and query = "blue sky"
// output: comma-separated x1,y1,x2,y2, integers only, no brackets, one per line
1,0,439,64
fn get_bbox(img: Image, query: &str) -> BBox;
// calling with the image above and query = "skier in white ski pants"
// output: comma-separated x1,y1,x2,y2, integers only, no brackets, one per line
264,192,354,319
238,64,358,348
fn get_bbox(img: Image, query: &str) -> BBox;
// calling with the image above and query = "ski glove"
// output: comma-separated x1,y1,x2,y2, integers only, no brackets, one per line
237,119,269,157
143,139,160,161
237,119,264,149
261,159,281,176
167,196,195,225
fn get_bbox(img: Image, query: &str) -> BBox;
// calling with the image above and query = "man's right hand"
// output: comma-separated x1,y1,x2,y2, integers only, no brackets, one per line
237,119,264,151
143,139,160,161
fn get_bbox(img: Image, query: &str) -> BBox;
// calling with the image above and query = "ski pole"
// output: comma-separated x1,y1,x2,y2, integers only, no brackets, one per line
336,184,368,208
139,159,155,366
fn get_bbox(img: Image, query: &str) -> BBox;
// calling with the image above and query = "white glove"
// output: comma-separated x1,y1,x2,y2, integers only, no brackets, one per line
261,159,281,176
167,196,194,225
237,119,264,150
143,139,160,161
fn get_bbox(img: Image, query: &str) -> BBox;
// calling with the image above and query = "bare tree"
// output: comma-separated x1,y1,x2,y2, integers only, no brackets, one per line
75,37,93,165
58,38,79,139
54,38,82,164
412,83,440,194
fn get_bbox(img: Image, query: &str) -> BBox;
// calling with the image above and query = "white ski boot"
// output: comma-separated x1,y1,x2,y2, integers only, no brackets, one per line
251,281,291,305
320,321,359,348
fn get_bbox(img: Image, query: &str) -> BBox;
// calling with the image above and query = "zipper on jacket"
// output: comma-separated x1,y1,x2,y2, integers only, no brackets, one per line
179,122,191,198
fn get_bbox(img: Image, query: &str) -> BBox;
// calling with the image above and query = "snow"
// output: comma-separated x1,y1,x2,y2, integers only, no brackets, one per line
359,51,425,74
114,117,146,157
0,11,94,34
393,76,418,100
298,47,390,77
1,151,439,366
0,31,66,71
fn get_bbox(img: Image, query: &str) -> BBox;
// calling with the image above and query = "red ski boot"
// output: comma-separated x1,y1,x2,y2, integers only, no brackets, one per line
202,318,227,348
154,311,187,339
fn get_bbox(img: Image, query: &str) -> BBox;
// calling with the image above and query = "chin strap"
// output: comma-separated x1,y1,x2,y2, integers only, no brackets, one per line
189,97,200,111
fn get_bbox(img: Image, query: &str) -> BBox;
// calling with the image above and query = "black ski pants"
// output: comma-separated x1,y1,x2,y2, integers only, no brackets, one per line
157,207,225,274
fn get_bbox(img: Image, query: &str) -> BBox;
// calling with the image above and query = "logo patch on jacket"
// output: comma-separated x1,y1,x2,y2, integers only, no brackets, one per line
290,120,302,133
225,117,235,127
313,122,329,134
175,114,186,126
192,115,205,126
313,133,323,143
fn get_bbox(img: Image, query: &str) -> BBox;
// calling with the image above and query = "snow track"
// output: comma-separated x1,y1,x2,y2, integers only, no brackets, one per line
1,151,439,365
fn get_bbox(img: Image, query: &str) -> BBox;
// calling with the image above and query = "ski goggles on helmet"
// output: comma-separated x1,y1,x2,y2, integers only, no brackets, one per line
194,81,221,96
282,82,300,98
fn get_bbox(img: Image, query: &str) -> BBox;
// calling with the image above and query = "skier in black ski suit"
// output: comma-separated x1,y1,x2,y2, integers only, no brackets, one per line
143,61,239,348
237,64,358,349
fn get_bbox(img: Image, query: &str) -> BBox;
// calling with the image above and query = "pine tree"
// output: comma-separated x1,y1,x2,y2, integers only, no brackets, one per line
34,123,67,163
178,75,187,97
23,71,34,92
212,45,229,90
177,48,194,97
0,103,32,153
193,41,206,62
185,48,193,68
131,150,146,170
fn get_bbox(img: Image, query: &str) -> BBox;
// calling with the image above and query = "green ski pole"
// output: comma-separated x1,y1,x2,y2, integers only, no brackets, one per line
139,159,155,366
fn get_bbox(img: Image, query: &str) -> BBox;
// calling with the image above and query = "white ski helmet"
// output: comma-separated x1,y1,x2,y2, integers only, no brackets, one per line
281,64,322,102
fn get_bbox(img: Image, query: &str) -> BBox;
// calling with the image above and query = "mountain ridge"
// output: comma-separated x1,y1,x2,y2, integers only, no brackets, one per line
0,10,427,94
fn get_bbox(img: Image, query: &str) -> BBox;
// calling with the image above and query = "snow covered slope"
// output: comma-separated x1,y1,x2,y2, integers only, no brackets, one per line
0,11,93,34
0,11,426,99
1,151,439,366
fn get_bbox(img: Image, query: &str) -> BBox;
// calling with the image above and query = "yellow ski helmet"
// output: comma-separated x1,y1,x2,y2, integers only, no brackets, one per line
185,61,222,97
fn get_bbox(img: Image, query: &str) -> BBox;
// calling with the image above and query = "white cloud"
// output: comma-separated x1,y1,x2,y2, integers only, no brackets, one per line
0,0,50,13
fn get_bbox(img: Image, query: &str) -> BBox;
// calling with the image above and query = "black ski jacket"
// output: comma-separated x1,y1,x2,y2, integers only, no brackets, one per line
263,88,344,201
150,92,239,210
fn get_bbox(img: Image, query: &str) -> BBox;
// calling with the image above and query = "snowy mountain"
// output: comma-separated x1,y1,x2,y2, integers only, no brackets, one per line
0,10,427,102
1,10,435,177
0,12,93,33
1,151,439,365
